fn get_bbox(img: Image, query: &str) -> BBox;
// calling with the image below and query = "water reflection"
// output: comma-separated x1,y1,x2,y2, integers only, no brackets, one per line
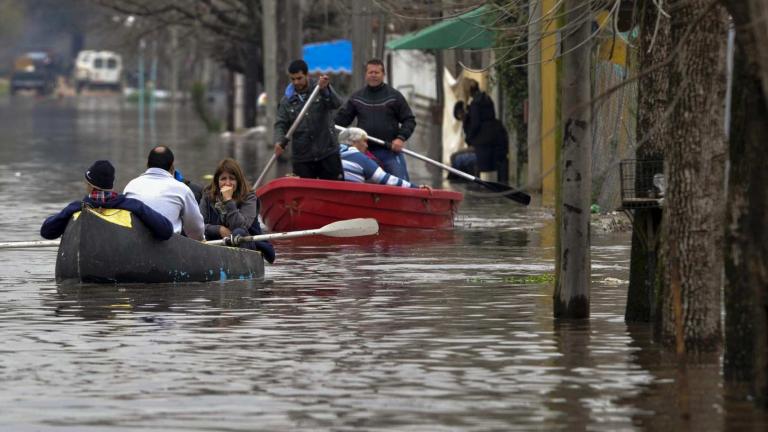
1,96,767,430
50,281,268,324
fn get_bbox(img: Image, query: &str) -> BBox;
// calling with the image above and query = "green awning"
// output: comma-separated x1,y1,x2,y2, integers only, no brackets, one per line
386,6,495,50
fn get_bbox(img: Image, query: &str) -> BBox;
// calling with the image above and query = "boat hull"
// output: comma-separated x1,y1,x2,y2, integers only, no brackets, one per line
256,177,463,232
55,209,264,283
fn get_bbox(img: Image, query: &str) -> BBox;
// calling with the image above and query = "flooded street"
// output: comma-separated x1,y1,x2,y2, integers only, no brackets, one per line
0,96,766,431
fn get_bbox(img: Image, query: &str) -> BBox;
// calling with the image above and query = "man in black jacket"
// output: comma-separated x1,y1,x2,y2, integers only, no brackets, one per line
335,59,416,180
274,59,343,180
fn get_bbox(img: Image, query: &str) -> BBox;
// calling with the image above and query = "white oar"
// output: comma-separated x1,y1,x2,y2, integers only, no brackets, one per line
334,125,531,205
0,239,60,249
206,218,379,246
253,84,323,189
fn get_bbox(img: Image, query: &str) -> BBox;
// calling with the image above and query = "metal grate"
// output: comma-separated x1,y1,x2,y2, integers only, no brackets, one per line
619,159,664,209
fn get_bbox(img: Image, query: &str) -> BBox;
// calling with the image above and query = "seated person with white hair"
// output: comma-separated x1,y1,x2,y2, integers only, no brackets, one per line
338,127,419,188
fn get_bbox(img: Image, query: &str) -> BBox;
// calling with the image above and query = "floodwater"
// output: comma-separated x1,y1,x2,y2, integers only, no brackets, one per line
0,95,766,431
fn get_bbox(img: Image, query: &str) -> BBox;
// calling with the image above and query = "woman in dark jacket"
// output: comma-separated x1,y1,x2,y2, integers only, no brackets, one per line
199,158,276,263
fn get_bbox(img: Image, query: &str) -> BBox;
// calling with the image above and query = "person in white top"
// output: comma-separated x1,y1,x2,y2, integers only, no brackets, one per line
124,146,205,241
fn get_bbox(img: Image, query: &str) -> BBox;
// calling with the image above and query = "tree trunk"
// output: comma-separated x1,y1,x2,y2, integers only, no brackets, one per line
554,0,592,319
276,0,303,93
262,0,278,139
351,0,374,90
243,42,262,128
658,0,728,352
169,26,179,104
626,0,671,323
721,0,768,405
527,0,542,193
226,69,235,132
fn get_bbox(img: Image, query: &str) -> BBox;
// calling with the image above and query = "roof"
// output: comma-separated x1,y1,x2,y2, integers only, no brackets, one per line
386,6,495,50
303,39,352,74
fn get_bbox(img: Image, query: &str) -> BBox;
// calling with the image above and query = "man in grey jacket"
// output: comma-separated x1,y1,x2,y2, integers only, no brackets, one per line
273,59,343,180
124,146,205,241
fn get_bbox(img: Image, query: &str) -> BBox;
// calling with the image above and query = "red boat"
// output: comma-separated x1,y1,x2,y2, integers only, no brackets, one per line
256,177,463,232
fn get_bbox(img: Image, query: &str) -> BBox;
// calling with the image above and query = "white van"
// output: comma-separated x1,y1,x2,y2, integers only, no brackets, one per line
74,50,123,91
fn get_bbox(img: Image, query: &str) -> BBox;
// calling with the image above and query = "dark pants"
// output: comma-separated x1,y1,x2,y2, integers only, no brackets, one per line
293,152,344,180
370,148,410,181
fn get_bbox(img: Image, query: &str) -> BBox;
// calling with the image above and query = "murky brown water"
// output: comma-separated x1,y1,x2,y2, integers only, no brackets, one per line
0,95,766,431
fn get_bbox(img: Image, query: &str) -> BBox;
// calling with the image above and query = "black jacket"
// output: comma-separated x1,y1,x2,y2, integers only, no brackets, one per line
465,91,496,145
335,83,416,147
40,194,174,240
274,79,342,163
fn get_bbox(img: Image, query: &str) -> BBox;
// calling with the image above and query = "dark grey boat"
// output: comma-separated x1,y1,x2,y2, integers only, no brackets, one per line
55,208,264,283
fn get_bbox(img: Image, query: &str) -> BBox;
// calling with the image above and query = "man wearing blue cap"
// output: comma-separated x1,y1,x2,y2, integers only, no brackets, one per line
40,160,173,240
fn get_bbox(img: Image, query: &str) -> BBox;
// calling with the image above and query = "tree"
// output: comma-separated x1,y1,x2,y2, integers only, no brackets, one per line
0,0,24,42
625,0,671,323
658,0,728,353
93,0,265,129
720,0,768,405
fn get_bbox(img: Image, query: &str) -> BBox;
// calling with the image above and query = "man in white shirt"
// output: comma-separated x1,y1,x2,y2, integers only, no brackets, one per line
124,146,205,241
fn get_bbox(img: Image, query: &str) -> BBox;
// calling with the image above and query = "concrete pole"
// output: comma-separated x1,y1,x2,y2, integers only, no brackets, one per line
554,0,592,319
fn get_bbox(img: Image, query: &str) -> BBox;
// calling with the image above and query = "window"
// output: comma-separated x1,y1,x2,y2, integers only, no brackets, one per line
94,58,104,69
107,58,117,69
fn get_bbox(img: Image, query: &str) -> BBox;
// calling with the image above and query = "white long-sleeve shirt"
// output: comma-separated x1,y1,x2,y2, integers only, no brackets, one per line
124,168,205,240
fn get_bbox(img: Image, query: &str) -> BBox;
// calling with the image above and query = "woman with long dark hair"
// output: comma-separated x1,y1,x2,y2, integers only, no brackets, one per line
199,158,275,263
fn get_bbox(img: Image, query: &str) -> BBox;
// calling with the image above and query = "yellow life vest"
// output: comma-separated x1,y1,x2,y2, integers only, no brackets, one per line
72,207,133,228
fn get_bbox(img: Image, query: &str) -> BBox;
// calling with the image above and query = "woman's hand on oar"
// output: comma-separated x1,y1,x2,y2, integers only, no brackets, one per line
0,239,61,249
333,125,531,205
206,218,379,246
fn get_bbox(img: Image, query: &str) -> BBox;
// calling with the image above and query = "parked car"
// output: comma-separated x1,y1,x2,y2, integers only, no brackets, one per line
74,50,123,92
10,52,58,96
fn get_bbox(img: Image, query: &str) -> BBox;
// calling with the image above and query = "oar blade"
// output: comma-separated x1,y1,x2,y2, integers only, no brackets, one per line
473,179,532,205
317,218,379,238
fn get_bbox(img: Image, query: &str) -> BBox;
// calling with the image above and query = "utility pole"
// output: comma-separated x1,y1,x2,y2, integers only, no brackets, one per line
554,0,592,319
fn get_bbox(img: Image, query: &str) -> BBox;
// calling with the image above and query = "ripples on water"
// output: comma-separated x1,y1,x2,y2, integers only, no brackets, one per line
0,96,766,431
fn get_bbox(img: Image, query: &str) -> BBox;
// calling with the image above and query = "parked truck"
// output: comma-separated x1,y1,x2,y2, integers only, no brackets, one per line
74,50,123,92
10,52,58,96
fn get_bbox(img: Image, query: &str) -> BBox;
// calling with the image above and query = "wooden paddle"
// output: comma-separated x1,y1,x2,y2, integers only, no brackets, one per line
334,125,531,205
253,84,323,189
206,218,379,246
0,218,378,249
0,239,60,249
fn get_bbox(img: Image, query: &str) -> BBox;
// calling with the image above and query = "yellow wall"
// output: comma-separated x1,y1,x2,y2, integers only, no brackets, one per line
540,0,558,205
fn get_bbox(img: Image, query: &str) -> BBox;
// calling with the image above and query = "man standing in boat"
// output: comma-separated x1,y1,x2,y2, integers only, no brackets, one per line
273,59,344,180
335,58,416,181
41,160,173,240
124,146,205,241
